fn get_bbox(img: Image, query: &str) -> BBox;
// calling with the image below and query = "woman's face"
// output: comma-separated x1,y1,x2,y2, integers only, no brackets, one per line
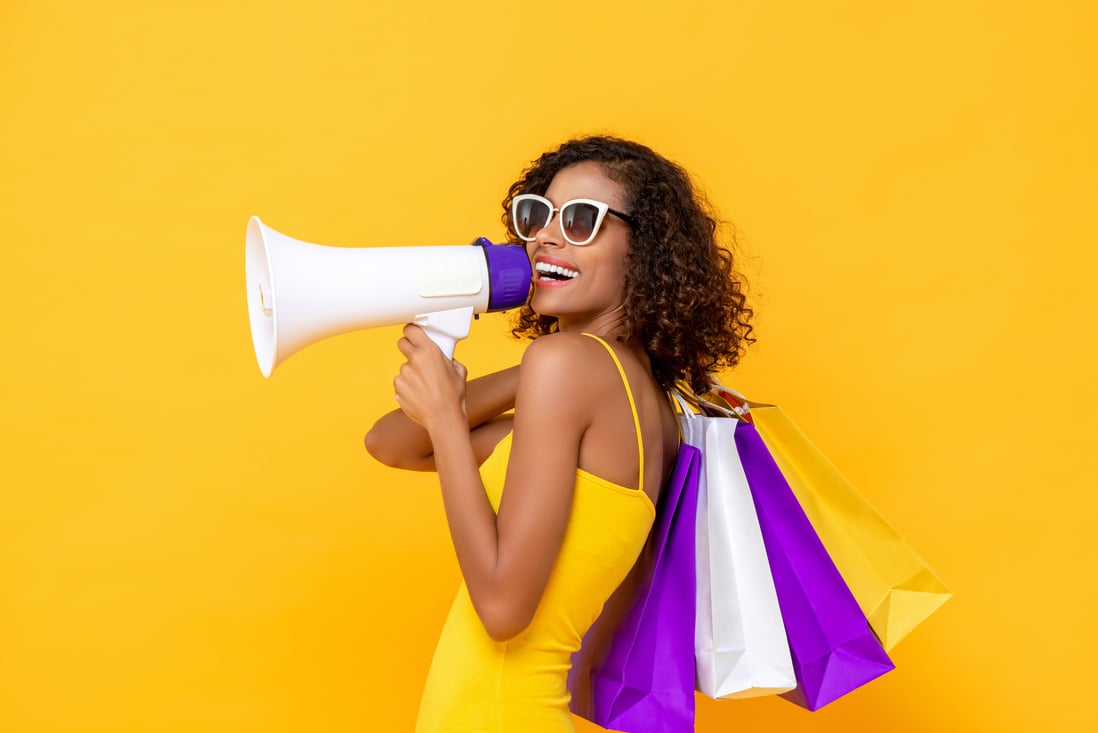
525,161,633,333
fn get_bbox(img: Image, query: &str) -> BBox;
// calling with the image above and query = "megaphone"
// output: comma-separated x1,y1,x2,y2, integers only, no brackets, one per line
245,216,532,377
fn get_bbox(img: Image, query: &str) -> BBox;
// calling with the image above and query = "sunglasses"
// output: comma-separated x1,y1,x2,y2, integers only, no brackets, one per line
511,193,636,246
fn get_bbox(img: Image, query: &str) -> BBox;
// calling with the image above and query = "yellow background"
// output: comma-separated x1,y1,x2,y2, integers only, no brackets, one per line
2,1,1094,731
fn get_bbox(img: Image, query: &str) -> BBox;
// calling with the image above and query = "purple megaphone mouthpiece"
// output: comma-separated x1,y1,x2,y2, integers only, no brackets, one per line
474,237,532,311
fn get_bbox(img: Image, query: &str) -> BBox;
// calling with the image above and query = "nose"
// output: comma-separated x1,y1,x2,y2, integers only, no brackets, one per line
533,208,566,248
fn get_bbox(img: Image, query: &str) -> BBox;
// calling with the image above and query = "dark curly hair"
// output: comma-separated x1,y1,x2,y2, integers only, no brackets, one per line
502,135,755,394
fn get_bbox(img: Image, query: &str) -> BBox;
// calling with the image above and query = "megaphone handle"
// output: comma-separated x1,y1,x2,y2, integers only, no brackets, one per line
415,306,475,360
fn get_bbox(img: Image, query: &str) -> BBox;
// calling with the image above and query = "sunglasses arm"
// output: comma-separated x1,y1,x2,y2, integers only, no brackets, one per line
413,306,474,360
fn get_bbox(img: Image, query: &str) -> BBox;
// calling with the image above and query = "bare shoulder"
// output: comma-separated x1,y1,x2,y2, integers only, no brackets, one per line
519,333,619,386
515,333,622,418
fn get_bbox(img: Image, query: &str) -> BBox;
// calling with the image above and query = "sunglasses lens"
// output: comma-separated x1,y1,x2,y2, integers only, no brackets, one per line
562,202,599,244
514,197,550,240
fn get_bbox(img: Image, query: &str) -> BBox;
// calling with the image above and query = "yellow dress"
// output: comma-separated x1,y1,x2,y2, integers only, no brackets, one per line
415,335,657,733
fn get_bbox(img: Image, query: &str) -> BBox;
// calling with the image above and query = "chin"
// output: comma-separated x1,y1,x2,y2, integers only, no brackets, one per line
530,294,566,320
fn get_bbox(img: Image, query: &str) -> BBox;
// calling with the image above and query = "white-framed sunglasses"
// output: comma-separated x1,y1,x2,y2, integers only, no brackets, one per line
511,193,636,246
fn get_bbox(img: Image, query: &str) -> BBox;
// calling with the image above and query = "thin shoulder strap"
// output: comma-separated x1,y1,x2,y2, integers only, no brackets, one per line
581,333,644,492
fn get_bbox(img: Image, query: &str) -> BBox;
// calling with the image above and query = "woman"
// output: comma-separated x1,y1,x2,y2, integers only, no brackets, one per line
365,135,754,732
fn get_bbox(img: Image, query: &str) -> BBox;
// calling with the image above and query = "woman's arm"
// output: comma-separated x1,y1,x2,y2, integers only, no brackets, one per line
391,327,607,641
364,364,519,471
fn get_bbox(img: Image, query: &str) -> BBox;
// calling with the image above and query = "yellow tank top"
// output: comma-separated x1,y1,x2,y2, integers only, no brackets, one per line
415,335,657,733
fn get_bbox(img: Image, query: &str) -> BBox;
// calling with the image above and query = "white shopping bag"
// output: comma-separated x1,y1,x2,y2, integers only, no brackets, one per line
673,390,797,699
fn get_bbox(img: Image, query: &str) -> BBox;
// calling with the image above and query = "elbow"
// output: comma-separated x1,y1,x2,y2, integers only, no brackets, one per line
364,421,433,470
477,601,535,643
363,425,410,468
363,428,390,465
483,617,531,644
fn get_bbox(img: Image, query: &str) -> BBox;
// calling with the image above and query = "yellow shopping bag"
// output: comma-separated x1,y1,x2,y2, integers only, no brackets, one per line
708,385,952,651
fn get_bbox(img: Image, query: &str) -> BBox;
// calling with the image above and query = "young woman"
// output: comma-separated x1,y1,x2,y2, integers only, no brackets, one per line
365,135,754,732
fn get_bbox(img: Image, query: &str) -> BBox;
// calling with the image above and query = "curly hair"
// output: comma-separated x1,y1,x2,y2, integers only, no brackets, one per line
502,135,755,394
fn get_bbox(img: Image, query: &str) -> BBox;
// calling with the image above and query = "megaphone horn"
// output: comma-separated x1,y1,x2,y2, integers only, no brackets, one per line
245,216,532,377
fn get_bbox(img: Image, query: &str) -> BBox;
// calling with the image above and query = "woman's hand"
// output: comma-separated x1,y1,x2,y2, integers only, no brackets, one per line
393,324,469,434
366,357,518,472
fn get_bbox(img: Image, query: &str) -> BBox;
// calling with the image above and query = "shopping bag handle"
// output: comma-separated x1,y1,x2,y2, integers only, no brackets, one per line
669,383,752,423
669,389,694,416
706,382,753,423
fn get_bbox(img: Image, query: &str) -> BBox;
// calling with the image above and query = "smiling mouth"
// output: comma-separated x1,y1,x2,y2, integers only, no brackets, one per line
535,261,579,282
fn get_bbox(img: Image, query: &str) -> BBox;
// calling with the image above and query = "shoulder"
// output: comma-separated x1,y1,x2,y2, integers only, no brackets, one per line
520,331,606,368
516,333,621,409
519,333,622,384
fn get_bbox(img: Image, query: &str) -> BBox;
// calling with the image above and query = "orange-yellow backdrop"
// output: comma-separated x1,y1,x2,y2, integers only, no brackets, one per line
2,1,1095,731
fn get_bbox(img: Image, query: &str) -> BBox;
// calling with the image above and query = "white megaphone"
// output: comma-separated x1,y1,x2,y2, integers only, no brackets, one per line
245,216,532,377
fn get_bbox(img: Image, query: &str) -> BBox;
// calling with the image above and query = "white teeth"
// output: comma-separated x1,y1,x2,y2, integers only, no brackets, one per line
535,261,579,279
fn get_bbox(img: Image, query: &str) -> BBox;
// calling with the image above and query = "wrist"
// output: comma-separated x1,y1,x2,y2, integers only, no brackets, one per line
425,404,468,438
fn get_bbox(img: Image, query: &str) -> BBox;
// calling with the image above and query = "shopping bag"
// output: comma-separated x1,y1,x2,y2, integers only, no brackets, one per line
736,421,894,710
672,391,796,700
712,385,952,651
568,443,701,733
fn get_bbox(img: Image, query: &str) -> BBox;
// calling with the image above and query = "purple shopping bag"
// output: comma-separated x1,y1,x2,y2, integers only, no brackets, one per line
568,443,701,733
736,421,894,710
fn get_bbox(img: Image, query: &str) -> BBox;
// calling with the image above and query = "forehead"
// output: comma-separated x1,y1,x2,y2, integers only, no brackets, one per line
544,161,626,209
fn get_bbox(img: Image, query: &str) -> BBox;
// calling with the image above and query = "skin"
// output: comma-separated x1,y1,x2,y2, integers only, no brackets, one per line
364,161,680,642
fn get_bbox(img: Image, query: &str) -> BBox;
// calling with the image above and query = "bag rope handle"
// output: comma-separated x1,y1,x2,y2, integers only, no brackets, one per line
668,381,753,423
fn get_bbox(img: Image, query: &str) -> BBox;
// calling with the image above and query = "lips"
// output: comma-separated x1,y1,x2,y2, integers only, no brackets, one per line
533,255,579,287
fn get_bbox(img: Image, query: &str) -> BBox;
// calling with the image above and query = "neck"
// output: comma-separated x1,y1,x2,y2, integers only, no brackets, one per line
556,306,626,341
556,308,648,361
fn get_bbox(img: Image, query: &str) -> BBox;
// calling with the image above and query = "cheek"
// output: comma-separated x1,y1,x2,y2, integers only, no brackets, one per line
587,252,629,301
613,260,629,292
609,243,632,286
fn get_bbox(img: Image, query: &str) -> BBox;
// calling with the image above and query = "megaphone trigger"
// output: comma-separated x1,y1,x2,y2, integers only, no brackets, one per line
414,306,475,360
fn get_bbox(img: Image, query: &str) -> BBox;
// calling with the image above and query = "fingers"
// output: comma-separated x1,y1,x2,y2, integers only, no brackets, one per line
393,322,466,394
396,334,415,358
391,330,469,429
391,387,422,426
402,323,422,337
402,323,431,346
398,324,444,360
394,359,424,395
397,324,423,356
